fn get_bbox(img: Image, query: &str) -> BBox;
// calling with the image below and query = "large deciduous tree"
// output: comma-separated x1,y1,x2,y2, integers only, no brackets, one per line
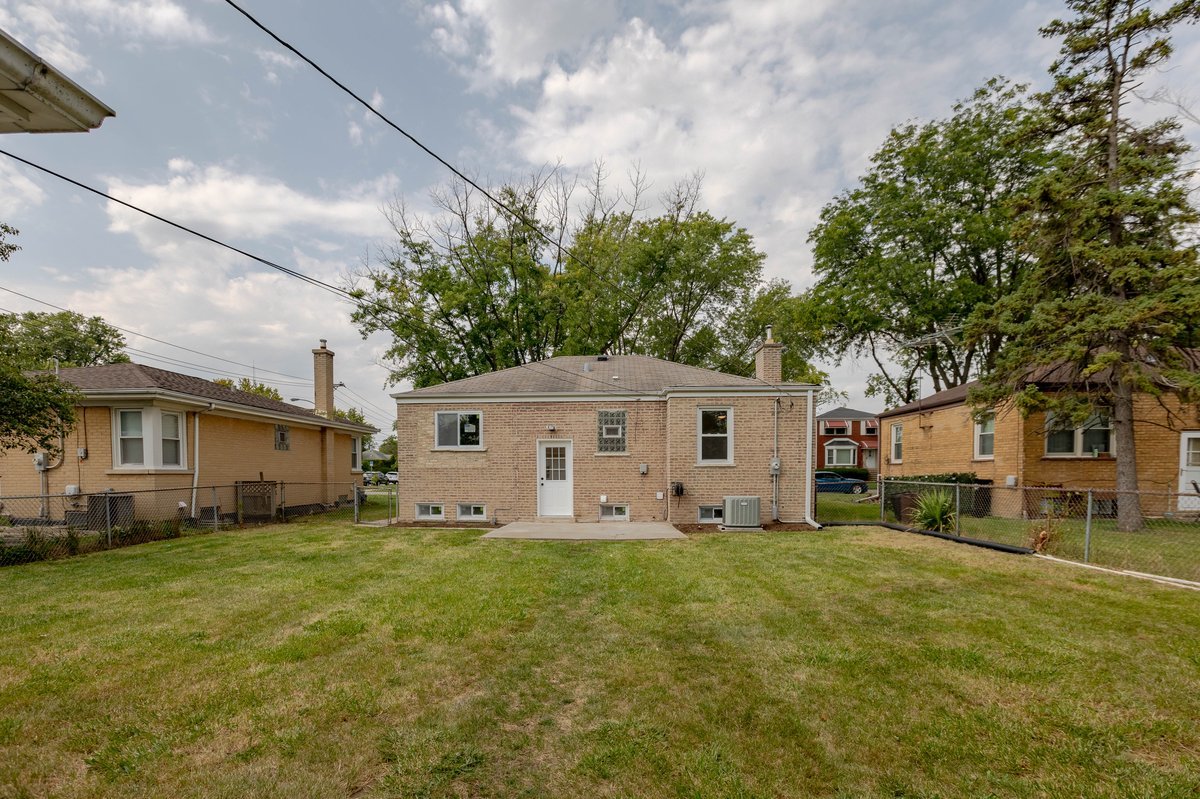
969,0,1200,531
353,168,823,388
0,310,130,370
213,377,283,401
805,79,1048,406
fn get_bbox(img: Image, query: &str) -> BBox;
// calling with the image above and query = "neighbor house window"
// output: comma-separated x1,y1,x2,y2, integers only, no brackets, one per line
697,408,733,464
599,503,629,521
350,436,361,471
597,409,627,453
415,503,444,520
435,411,482,449
825,446,857,466
457,503,486,521
822,421,848,435
1045,413,1112,457
974,412,995,460
118,410,144,466
863,421,878,436
891,423,903,463
161,412,182,467
698,505,724,523
275,424,290,451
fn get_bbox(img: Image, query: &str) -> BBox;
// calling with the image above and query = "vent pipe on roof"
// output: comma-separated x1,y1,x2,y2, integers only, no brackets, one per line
597,355,609,361
583,362,593,372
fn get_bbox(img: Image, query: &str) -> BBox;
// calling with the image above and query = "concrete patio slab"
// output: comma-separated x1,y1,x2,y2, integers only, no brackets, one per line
482,521,686,541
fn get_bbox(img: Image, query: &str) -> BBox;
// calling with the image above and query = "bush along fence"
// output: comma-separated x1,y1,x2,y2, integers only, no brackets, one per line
876,480,1200,584
0,481,374,566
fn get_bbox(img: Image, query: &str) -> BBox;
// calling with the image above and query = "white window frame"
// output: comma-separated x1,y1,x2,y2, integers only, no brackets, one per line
415,502,445,520
890,423,903,463
822,421,849,436
1044,412,1113,458
974,412,995,461
697,407,734,465
599,503,629,521
825,445,857,467
434,410,484,450
112,407,189,471
350,435,362,472
160,411,183,467
698,505,724,523
457,502,487,521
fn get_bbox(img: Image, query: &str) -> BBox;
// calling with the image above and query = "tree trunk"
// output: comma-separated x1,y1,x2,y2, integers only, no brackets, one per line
1112,379,1143,532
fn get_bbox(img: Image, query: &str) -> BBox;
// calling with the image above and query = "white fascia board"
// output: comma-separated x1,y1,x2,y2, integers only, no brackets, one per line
77,389,376,433
391,383,819,404
0,29,114,133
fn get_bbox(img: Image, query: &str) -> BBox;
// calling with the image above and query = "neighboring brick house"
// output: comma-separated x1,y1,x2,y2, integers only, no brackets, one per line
391,334,820,526
0,341,375,509
878,379,1200,510
815,407,880,476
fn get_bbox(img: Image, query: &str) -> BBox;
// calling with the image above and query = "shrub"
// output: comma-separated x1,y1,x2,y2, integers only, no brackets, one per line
887,473,983,485
908,490,956,533
825,467,870,481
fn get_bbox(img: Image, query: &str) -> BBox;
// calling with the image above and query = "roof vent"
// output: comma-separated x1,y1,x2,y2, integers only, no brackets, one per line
582,362,593,372
596,355,609,362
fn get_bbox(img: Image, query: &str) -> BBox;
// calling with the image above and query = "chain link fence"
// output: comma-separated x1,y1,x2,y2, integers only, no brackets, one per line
868,480,1200,584
0,482,397,567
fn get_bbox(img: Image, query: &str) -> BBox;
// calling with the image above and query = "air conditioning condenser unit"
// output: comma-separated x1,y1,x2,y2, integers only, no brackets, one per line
722,496,761,528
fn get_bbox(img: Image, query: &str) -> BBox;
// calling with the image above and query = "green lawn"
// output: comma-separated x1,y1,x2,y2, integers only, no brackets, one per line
1,520,1198,798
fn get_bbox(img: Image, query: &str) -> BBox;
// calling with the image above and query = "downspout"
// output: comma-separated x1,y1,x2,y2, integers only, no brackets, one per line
772,398,780,521
190,403,215,517
803,388,822,529
39,360,67,518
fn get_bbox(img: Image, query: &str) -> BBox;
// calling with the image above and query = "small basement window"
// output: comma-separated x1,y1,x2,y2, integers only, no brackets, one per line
698,505,724,523
415,503,445,520
457,503,487,521
275,424,291,451
599,503,629,521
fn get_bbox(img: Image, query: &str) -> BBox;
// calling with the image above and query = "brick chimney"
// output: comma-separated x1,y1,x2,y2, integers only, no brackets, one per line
312,339,335,418
753,325,783,384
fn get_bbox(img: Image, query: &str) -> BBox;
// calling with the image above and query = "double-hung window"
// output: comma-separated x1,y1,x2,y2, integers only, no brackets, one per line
118,410,145,466
697,408,733,464
1045,412,1112,457
435,411,482,449
974,412,995,460
890,423,903,463
350,436,361,471
114,408,187,469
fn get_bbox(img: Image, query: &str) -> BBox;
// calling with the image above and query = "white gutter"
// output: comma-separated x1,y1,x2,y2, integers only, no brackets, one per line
190,403,215,517
804,388,821,529
0,29,114,133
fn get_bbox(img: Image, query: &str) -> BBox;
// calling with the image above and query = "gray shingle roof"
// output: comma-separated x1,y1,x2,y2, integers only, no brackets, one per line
816,406,878,420
394,355,767,397
50,363,375,431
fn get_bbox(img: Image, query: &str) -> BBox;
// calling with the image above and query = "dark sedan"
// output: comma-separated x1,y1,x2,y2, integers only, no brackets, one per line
815,471,869,494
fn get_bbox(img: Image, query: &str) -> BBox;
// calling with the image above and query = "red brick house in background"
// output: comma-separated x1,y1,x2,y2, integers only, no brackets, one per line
816,407,880,477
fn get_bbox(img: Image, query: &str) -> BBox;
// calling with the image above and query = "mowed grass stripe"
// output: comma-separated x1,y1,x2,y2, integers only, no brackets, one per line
0,520,1197,798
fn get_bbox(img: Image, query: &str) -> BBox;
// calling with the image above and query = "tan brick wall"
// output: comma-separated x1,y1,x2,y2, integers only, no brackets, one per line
0,404,362,502
394,393,814,526
880,395,1200,494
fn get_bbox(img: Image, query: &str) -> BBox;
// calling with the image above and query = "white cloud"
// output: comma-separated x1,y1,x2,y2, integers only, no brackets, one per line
0,160,47,217
0,0,214,80
426,0,619,85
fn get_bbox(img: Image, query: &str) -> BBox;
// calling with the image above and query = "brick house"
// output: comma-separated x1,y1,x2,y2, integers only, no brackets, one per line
815,407,880,476
0,341,374,508
878,379,1200,510
390,334,820,526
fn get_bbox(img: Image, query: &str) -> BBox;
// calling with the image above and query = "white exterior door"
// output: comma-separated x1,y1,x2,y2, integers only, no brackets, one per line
1180,432,1200,510
537,440,573,516
863,449,878,470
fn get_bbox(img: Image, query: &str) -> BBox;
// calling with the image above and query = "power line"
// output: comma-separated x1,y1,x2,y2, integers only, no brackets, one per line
0,284,313,382
221,0,648,313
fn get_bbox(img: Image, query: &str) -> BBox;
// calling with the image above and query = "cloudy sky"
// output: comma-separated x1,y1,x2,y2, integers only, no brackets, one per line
2,0,1198,429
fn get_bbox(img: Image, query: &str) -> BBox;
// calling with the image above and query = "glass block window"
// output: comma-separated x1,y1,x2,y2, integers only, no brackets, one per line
597,410,627,453
275,424,290,451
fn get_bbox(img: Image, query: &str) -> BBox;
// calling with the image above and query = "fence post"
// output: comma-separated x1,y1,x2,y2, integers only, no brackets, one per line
211,486,219,532
1084,489,1093,563
879,478,886,523
353,482,360,524
955,483,961,536
104,491,113,548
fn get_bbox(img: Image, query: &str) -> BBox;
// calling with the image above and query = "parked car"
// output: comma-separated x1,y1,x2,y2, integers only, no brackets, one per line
362,471,384,486
385,471,399,484
815,471,868,494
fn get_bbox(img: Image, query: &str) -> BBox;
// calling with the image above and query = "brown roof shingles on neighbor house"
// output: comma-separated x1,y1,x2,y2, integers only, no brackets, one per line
51,363,374,430
397,354,767,397
878,381,976,419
